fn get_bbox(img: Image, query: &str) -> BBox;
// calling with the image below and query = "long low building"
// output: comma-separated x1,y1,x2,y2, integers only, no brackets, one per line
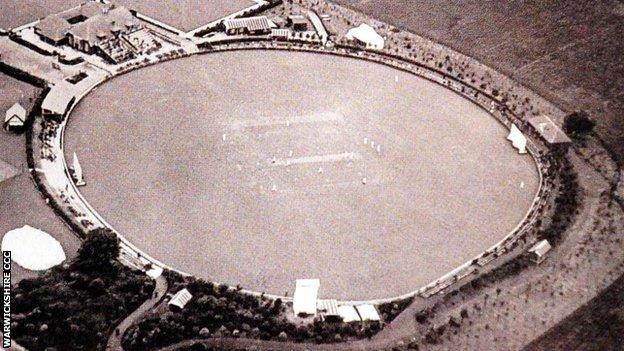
41,83,75,119
223,16,276,35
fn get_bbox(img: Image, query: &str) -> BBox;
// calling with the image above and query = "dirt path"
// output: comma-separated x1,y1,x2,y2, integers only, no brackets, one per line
107,276,168,351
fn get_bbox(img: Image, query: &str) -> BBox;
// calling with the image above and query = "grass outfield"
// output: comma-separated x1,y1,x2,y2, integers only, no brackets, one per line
334,0,624,165
64,50,538,300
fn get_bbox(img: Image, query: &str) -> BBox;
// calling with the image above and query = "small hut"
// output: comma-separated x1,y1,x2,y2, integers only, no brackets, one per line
528,239,552,264
168,288,193,311
4,103,26,131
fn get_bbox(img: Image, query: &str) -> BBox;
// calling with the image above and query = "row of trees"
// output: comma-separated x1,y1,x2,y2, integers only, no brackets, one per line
538,157,580,245
13,229,155,351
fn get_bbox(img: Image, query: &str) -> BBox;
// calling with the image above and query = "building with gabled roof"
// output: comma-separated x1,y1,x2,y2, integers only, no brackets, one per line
528,239,552,264
41,84,74,119
67,6,140,55
4,103,26,131
223,16,276,35
337,305,360,323
0,75,40,131
317,299,340,322
168,288,193,311
33,2,142,63
528,115,572,145
270,28,290,41
34,14,72,45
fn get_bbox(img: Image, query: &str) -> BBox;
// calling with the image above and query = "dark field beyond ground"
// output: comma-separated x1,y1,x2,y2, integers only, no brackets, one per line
334,0,624,165
523,274,624,351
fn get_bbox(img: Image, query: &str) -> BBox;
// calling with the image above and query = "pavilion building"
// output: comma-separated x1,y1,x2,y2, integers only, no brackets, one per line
34,2,142,63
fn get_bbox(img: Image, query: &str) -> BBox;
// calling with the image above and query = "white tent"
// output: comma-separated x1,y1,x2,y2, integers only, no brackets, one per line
293,278,320,316
1,225,66,270
345,24,384,50
507,124,527,154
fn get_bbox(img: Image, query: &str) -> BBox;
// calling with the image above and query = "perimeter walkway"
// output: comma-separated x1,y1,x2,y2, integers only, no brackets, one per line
106,275,168,351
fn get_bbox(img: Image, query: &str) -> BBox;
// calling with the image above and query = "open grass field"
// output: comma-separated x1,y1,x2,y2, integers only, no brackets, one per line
0,0,83,29
524,273,624,351
115,0,257,32
334,0,624,165
0,131,80,283
64,50,538,300
1,74,80,282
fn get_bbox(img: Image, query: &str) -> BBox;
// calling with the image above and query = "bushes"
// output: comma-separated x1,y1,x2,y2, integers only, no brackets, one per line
378,296,414,323
123,272,290,350
77,228,120,266
563,110,596,136
12,230,155,351
538,157,580,245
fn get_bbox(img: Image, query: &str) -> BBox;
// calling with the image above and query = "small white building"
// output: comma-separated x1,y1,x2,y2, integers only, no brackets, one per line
346,24,384,50
270,28,291,41
337,305,361,323
528,239,552,264
4,102,26,130
355,304,381,322
168,288,193,310
293,278,320,316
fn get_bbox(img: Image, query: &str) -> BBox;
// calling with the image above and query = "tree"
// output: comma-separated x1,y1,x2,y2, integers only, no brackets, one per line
563,110,596,135
78,228,120,266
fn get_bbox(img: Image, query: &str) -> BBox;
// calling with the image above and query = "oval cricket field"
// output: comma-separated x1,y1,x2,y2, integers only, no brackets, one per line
65,50,539,300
